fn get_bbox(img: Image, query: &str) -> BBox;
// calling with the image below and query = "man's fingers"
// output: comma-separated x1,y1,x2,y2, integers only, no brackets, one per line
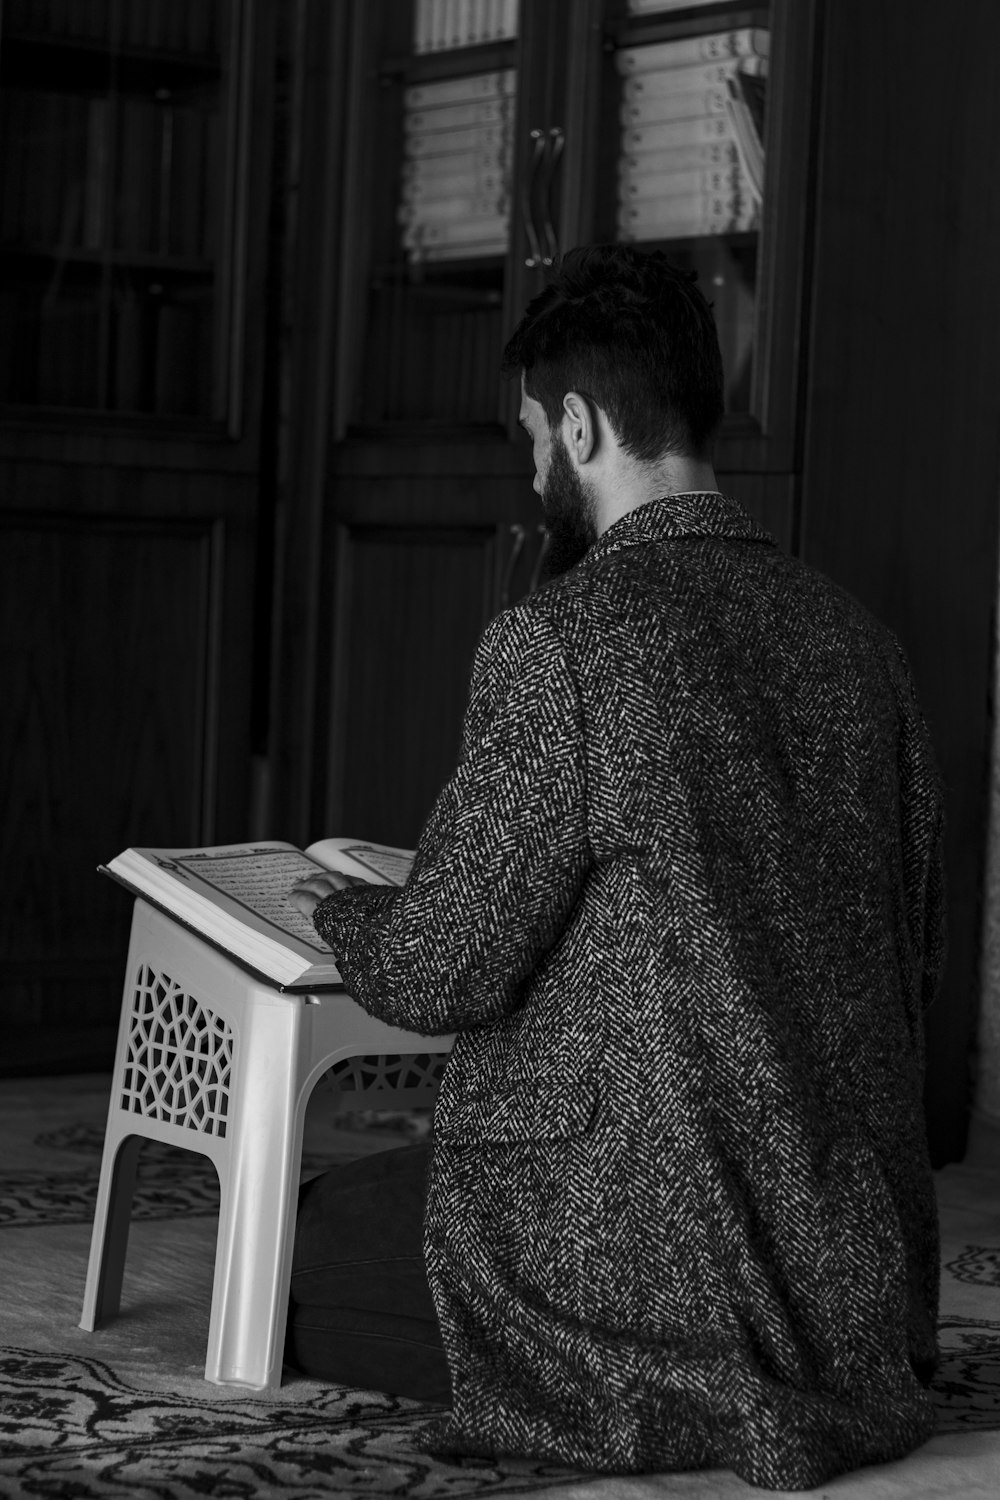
288,885,321,916
288,870,367,917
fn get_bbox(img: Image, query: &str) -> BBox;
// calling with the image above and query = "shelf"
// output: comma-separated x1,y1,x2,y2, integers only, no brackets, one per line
0,398,222,430
0,34,222,91
1,245,215,276
624,230,759,250
379,40,517,86
373,259,505,290
610,4,770,48
346,420,507,445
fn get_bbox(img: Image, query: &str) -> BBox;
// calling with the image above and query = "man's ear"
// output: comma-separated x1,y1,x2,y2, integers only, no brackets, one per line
562,391,596,464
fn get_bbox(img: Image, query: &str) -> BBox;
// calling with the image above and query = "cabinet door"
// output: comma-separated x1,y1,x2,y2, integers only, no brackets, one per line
558,0,817,479
329,0,571,439
274,0,554,850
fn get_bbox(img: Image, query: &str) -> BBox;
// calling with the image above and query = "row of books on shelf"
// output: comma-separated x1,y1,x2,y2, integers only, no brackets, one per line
618,27,770,70
364,292,503,424
620,50,766,116
3,0,230,54
0,282,213,413
1,88,220,259
615,28,768,241
413,0,518,54
399,68,515,263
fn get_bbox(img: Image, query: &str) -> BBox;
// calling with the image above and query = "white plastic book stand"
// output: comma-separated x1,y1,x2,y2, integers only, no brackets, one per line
80,898,453,1391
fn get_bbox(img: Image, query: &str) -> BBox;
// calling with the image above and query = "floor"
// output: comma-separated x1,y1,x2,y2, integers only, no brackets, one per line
0,1074,998,1499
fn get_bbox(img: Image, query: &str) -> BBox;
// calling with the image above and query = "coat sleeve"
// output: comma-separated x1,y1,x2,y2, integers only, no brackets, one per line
312,605,590,1035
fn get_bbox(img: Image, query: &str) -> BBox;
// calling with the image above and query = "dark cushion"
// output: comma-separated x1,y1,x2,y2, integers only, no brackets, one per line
286,1302,450,1402
291,1142,436,1317
286,1141,450,1401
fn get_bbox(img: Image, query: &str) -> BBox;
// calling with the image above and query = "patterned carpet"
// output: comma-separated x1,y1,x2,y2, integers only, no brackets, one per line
0,1346,577,1498
1,1076,999,1499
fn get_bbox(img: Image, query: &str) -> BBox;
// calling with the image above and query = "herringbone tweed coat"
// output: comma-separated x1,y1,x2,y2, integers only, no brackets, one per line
313,491,945,1491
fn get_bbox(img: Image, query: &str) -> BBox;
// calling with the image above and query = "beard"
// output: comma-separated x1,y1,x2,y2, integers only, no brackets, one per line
539,435,599,580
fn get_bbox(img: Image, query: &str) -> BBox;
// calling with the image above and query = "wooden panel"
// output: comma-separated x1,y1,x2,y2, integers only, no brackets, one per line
269,446,536,843
322,524,499,847
0,513,221,1034
801,0,1000,1163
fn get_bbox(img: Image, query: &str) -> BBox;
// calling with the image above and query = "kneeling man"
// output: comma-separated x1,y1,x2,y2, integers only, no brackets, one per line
289,244,945,1492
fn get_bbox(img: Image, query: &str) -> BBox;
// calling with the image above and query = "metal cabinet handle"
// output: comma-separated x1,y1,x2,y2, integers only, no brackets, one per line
540,127,565,267
529,525,551,592
520,129,547,269
500,523,527,608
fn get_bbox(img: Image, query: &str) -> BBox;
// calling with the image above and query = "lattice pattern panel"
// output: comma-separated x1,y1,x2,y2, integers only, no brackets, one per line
325,1052,447,1100
120,963,234,1138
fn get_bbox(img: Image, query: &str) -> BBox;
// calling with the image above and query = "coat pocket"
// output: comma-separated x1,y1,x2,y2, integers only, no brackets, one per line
435,1074,599,1144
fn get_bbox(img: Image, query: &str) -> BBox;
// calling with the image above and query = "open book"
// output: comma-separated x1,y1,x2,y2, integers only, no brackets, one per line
100,838,414,992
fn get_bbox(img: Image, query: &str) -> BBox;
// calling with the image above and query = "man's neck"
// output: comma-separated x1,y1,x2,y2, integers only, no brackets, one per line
595,455,720,536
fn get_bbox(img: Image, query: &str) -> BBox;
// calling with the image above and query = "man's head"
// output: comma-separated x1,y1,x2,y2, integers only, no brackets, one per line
503,243,725,463
504,244,725,575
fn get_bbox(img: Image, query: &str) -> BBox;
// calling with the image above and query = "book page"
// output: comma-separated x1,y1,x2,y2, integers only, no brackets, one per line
306,837,415,887
165,847,335,955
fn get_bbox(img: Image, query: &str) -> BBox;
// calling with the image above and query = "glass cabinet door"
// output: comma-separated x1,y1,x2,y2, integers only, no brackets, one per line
0,0,249,425
573,0,812,470
336,0,528,436
592,1,770,419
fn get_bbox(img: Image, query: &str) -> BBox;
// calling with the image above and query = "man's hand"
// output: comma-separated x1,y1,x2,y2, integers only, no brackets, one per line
288,870,369,917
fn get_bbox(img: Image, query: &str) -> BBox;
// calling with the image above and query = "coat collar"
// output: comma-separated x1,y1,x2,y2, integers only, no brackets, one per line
588,492,775,562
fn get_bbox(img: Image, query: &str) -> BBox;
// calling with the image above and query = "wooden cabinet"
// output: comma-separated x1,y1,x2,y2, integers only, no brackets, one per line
270,0,819,851
4,0,988,1160
0,0,275,1071
799,0,1000,1163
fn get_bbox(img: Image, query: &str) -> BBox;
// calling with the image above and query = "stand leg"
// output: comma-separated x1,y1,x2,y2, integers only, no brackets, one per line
204,1003,304,1389
79,1133,143,1330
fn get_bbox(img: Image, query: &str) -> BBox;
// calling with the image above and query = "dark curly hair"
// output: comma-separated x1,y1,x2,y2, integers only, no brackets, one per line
501,244,725,461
